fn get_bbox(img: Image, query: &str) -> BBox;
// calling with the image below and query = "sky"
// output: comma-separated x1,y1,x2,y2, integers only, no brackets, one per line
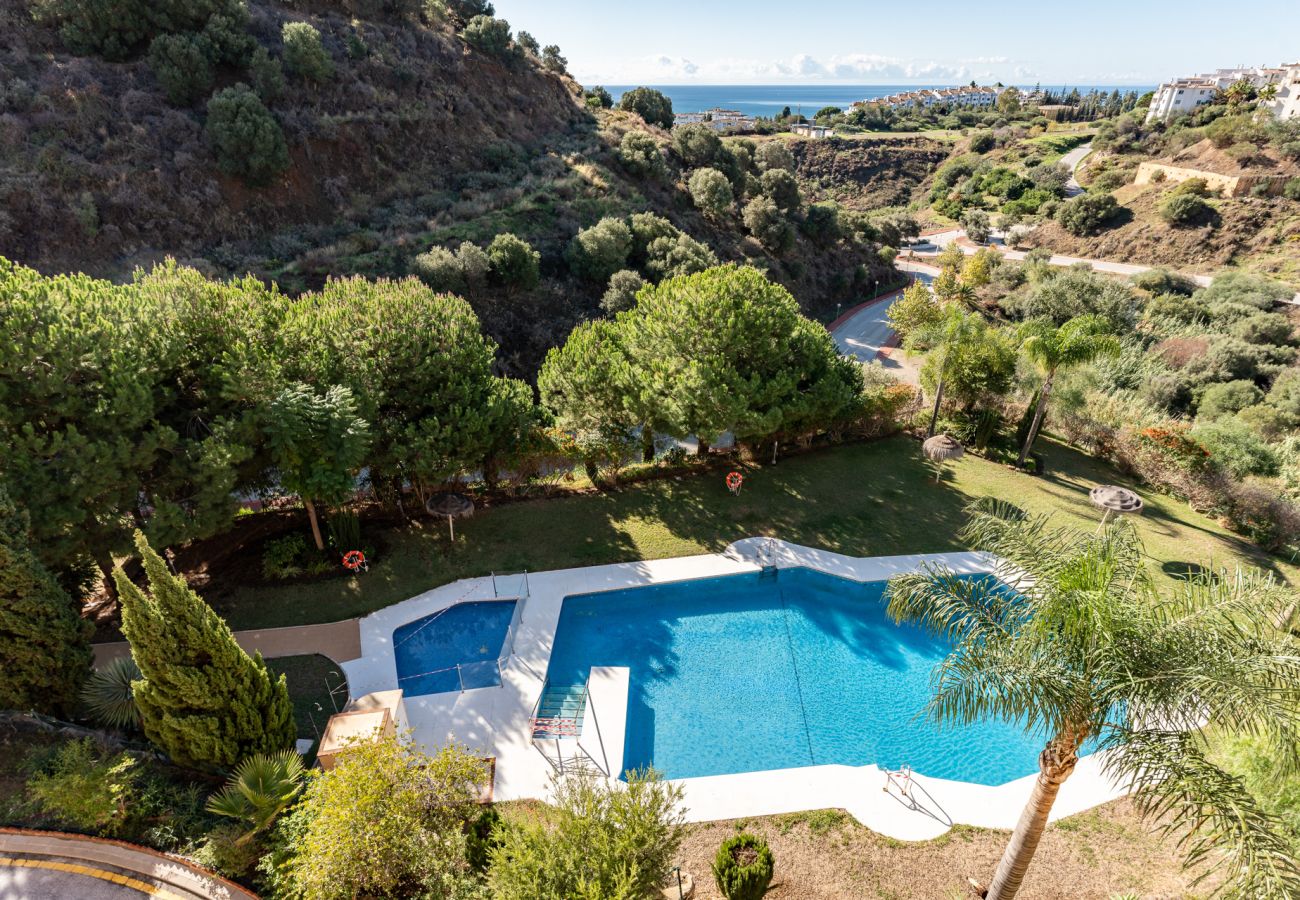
490,0,1300,87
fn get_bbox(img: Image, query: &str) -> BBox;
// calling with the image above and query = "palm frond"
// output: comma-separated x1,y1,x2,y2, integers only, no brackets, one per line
928,635,1083,735
206,749,305,842
886,566,1025,643
1104,729,1300,898
81,656,141,731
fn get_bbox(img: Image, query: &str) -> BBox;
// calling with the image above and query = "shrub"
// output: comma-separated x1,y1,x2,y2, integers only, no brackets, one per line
601,269,645,314
249,46,285,102
1198,380,1263,421
1231,312,1293,346
541,44,565,73
198,1,254,67
688,168,734,219
1192,418,1279,479
759,168,800,212
1160,193,1213,226
800,202,841,246
619,86,673,129
1055,192,1121,236
673,123,722,168
1172,177,1212,198
567,217,633,281
81,656,142,730
583,85,612,108
205,84,290,186
281,22,333,82
888,281,943,344
712,832,775,900
754,141,795,173
644,234,717,281
263,533,308,580
743,196,794,254
1131,268,1198,297
27,739,138,835
148,33,213,106
961,208,991,243
411,246,464,293
1285,178,1300,201
617,130,667,179
968,131,995,153
462,14,512,56
488,767,686,900
486,233,540,290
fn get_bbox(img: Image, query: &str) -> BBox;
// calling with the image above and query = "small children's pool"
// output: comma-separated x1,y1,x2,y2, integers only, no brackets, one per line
394,600,517,695
544,568,1049,786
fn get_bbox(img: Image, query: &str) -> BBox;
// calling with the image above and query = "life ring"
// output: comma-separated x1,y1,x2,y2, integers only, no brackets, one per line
342,550,366,571
725,471,744,493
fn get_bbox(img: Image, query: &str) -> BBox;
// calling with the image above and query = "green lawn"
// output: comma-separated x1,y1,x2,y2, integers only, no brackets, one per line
211,435,1299,631
266,654,350,743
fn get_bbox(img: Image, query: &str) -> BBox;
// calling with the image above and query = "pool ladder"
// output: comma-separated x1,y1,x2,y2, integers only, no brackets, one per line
758,537,779,576
530,681,588,739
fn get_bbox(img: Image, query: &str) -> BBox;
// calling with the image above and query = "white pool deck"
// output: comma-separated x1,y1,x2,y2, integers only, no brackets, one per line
341,539,1127,840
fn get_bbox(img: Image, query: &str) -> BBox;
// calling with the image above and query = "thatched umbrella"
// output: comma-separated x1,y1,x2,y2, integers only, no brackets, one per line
922,434,964,483
426,492,475,541
1089,485,1143,528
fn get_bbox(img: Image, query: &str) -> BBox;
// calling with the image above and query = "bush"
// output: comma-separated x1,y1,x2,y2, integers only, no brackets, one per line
601,269,645,314
462,14,512,56
281,22,332,82
198,1,254,67
800,202,841,246
567,217,633,281
249,46,285,102
1285,178,1300,201
619,86,673,129
1055,192,1121,236
743,196,794,254
27,739,138,835
1160,193,1213,226
1131,268,1198,297
1172,177,1212,198
673,124,722,168
617,130,667,179
205,84,290,186
754,141,795,173
583,86,612,108
961,209,991,243
688,168,734,219
712,832,775,900
1192,418,1279,479
148,33,213,106
1198,380,1263,421
488,767,686,900
486,233,540,290
759,168,800,212
968,131,996,153
1231,312,1293,346
541,45,565,73
262,533,308,580
644,234,717,281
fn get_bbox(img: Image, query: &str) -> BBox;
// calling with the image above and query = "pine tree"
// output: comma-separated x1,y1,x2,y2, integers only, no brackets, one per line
114,532,294,769
0,488,92,715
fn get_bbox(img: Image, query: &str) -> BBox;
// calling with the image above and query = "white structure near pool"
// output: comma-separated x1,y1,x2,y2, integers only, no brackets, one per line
340,539,1126,840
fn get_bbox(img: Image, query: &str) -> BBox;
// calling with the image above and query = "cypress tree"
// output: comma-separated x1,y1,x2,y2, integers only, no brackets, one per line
0,489,92,715
113,531,294,769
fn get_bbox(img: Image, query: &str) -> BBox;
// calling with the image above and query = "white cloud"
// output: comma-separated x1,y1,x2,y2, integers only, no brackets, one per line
587,52,984,84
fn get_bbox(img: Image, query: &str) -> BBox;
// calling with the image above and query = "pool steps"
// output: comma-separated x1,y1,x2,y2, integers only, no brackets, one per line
531,683,587,739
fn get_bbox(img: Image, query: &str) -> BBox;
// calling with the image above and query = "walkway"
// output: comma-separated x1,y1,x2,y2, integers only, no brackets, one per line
0,829,256,900
1059,141,1092,197
829,274,933,385
93,618,362,668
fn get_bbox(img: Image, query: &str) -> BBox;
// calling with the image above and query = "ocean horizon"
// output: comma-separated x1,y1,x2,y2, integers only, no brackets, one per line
606,84,1155,117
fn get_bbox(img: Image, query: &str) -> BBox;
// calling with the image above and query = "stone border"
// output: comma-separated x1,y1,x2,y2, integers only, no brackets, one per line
341,539,1128,840
0,829,257,899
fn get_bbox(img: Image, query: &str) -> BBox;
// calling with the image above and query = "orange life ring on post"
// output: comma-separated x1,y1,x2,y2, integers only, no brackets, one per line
725,471,744,494
342,550,367,571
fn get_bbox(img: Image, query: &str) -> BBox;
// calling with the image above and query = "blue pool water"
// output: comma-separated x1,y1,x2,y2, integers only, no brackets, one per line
544,569,1046,786
394,600,517,695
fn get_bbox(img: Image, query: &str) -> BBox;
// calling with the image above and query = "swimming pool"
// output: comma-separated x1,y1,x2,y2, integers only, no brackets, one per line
393,600,517,695
544,568,1046,786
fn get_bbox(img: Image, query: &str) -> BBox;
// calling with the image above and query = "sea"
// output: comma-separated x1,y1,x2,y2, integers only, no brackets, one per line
605,84,1154,118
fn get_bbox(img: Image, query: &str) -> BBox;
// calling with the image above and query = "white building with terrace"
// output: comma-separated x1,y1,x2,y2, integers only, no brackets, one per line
1147,62,1300,122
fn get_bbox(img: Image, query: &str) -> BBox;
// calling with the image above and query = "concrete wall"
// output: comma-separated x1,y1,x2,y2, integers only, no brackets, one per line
1134,161,1289,198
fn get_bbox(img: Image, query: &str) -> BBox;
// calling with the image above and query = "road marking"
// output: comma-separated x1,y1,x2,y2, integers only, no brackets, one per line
0,855,189,898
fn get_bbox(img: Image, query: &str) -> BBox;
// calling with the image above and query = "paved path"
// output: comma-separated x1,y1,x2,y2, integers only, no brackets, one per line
93,617,362,668
0,830,256,899
830,281,927,386
1059,141,1092,197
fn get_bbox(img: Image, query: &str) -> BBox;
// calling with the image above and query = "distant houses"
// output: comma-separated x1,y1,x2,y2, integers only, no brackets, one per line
1146,62,1300,122
673,108,757,132
854,85,999,111
790,123,833,139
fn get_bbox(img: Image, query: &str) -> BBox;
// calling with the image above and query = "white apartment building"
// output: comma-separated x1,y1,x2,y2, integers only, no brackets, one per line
673,108,757,132
1146,62,1300,122
855,85,998,111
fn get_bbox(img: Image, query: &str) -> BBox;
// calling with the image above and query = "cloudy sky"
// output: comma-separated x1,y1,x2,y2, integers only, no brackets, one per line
491,0,1299,86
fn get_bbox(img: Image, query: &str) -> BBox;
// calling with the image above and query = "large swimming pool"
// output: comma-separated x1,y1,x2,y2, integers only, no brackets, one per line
544,568,1046,786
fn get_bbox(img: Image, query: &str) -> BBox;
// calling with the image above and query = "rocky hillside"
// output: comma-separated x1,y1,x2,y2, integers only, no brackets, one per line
0,1,586,277
791,135,954,210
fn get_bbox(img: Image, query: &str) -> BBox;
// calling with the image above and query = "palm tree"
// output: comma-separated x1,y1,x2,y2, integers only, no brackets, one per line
887,501,1300,900
917,306,985,437
81,656,141,731
1015,315,1119,467
207,749,305,844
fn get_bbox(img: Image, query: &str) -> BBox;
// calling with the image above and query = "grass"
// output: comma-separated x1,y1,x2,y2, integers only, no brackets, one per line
266,654,349,744
210,435,1298,630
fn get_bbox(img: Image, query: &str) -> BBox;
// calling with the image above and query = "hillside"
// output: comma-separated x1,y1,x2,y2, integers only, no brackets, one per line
791,135,954,210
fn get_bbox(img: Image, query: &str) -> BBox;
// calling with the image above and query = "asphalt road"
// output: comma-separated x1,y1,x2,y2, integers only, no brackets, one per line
1059,141,1093,197
0,863,148,898
830,267,934,385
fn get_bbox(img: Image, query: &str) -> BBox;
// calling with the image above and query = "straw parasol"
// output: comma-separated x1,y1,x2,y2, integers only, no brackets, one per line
1089,485,1143,528
426,492,475,541
922,434,964,483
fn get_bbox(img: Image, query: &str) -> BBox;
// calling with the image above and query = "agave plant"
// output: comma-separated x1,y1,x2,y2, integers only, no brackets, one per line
206,749,306,844
81,656,142,730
